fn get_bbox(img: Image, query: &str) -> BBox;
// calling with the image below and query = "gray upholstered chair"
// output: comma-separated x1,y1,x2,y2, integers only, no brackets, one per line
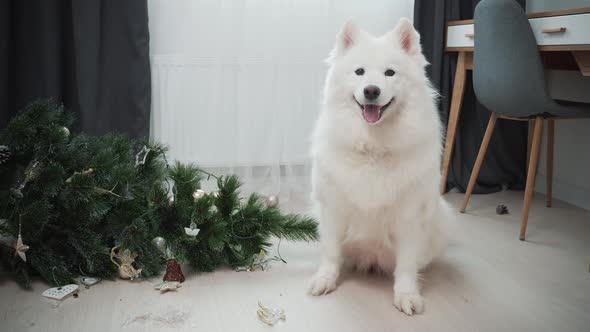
459,0,590,240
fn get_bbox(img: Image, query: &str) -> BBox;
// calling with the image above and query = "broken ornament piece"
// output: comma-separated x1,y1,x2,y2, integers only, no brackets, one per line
257,301,286,326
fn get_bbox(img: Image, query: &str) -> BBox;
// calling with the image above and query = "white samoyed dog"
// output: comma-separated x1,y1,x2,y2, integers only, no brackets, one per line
308,18,450,316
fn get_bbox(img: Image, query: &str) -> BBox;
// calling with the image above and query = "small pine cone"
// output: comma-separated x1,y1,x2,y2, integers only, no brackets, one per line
496,204,509,215
163,258,185,283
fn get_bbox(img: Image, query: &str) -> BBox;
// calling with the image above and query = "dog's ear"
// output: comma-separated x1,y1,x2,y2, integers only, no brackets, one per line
392,18,421,56
336,20,359,51
327,20,360,62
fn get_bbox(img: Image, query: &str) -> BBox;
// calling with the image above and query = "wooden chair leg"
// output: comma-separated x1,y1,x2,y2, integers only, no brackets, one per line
546,119,555,207
460,112,498,213
527,119,534,169
520,116,543,241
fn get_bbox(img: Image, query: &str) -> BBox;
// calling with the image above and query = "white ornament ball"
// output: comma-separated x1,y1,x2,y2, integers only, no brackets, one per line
192,189,206,201
168,195,175,205
265,195,279,208
61,126,70,137
152,237,167,254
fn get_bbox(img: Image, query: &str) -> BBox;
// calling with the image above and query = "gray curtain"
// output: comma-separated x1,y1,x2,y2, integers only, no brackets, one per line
414,0,527,193
0,0,151,139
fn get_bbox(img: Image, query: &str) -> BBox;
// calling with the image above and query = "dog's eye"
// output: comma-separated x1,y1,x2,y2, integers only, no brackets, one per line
384,69,396,77
355,68,365,76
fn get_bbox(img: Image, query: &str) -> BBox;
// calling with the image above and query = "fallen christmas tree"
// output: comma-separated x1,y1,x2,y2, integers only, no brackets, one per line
0,100,318,288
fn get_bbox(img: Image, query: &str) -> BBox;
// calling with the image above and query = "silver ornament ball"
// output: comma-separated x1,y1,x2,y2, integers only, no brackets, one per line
61,126,70,137
192,189,206,201
265,195,279,208
152,237,167,254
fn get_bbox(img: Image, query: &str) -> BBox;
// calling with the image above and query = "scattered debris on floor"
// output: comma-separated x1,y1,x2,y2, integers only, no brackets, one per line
257,301,286,326
496,204,509,215
122,309,188,327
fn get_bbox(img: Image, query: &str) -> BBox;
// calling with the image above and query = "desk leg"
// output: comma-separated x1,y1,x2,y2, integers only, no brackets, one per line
440,51,467,194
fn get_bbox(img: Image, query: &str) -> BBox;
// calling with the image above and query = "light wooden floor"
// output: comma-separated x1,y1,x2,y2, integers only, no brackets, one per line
1,191,589,332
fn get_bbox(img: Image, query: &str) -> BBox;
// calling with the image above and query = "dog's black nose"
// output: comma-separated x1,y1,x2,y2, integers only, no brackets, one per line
363,85,381,101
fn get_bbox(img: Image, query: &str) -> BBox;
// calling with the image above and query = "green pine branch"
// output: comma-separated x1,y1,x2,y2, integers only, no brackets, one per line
0,99,318,288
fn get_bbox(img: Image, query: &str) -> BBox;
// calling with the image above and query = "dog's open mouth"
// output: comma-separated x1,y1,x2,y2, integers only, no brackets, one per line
355,98,394,124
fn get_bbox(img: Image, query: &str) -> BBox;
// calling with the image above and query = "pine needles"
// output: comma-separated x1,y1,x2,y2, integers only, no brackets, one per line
0,100,318,288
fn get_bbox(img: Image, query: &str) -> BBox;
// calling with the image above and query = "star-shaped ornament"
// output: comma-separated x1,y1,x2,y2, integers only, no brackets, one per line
154,281,181,293
135,146,151,166
14,234,29,262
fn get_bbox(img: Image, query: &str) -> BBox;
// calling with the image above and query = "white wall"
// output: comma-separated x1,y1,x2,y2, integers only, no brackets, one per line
148,0,415,167
527,0,590,210
147,0,414,198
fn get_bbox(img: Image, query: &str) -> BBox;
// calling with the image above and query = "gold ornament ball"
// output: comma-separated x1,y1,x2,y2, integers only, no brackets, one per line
152,237,167,254
266,195,279,208
192,189,206,201
61,126,70,137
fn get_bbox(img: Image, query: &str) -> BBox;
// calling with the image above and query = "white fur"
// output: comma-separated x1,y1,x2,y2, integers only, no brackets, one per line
308,18,450,316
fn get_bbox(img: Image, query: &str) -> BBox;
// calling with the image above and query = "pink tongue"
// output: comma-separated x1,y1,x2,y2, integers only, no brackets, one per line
362,105,381,123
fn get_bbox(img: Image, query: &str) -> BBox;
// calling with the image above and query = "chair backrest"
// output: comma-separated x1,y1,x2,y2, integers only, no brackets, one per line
473,0,552,118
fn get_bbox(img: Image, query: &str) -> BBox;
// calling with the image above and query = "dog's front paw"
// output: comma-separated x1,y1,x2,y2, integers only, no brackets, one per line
308,273,338,296
393,292,424,316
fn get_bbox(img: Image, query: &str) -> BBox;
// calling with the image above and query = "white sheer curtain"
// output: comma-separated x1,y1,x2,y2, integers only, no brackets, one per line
149,0,414,205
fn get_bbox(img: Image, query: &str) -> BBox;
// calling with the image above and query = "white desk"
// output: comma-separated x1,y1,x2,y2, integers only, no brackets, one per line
440,7,590,193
